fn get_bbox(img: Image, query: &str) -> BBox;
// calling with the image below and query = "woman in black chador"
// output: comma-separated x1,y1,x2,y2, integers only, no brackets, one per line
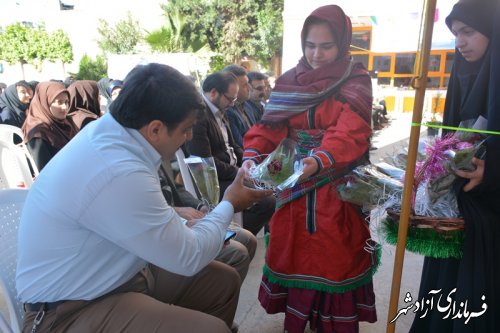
410,0,500,332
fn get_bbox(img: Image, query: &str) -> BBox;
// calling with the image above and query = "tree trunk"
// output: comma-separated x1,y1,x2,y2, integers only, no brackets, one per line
20,62,26,80
270,54,282,77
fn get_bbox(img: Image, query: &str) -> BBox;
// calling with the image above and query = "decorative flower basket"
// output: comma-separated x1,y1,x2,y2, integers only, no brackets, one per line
383,209,465,259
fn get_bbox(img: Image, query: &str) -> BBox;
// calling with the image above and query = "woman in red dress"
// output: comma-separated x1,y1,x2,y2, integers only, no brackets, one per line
242,5,378,333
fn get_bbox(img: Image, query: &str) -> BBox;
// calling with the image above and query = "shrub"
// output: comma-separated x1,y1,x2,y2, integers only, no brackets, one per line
76,54,107,81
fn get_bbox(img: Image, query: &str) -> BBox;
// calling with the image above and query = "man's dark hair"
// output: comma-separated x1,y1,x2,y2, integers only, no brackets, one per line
202,72,237,94
247,71,267,84
222,64,247,78
110,63,204,130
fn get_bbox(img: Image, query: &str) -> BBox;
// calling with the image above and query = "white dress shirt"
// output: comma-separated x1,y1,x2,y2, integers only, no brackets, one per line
16,113,234,303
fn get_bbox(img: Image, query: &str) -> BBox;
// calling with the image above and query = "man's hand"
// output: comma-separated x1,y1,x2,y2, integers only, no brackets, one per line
222,168,273,212
174,207,206,220
455,157,484,192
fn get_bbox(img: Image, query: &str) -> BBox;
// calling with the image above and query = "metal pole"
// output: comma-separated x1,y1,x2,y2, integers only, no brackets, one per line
386,0,437,332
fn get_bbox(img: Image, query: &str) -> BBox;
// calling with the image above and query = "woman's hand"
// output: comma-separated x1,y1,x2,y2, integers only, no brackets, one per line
455,157,484,192
298,157,320,182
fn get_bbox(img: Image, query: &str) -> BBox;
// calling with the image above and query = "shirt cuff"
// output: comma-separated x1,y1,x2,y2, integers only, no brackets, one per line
212,200,235,227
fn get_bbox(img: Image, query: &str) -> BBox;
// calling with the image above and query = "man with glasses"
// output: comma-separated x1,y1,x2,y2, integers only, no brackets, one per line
187,71,274,236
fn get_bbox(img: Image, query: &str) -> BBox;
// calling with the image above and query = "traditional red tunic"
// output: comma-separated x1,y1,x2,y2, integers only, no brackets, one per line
244,97,379,332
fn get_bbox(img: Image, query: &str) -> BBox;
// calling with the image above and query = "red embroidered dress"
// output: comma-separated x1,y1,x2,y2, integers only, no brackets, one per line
243,5,379,332
244,99,378,333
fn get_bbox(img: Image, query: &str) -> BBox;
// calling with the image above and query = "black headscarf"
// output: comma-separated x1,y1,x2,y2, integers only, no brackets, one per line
411,2,499,333
442,0,494,128
0,80,32,127
97,77,113,103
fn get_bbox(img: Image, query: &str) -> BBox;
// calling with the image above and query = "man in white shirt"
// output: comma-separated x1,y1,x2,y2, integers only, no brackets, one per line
16,63,272,333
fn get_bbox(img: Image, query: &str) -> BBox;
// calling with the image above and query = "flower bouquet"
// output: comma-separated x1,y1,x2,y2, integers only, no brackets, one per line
336,121,485,258
248,138,304,191
184,156,220,211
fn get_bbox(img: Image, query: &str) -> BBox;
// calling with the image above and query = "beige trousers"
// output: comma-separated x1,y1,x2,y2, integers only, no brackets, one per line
23,261,240,333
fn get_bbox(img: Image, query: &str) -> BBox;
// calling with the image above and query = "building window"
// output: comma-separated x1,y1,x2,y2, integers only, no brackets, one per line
394,77,412,87
426,77,441,88
445,52,454,73
428,54,441,72
351,30,371,52
352,54,369,69
395,53,415,74
373,55,391,72
59,1,74,10
377,77,391,86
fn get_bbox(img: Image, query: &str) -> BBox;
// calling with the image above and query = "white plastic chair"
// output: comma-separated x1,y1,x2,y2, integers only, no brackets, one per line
175,149,198,198
0,125,24,146
0,188,29,333
174,149,243,226
0,141,35,189
0,125,39,189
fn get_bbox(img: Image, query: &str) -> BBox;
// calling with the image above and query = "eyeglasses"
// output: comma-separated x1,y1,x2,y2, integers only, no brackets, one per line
223,93,237,103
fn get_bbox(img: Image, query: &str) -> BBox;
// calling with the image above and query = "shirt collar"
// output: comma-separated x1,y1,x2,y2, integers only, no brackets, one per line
125,123,162,170
202,93,221,116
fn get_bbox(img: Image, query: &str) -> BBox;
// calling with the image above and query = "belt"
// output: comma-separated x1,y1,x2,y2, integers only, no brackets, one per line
24,300,67,312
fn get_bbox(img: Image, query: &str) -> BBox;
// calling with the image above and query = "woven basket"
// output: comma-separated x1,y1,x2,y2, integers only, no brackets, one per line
386,209,464,232
383,209,465,259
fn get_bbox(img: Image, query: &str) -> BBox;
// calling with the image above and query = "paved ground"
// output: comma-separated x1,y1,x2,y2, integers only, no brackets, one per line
1,112,427,333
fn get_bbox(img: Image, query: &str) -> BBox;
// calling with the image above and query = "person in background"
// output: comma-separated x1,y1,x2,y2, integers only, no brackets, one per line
0,82,8,95
108,79,124,101
97,77,113,114
22,81,78,171
242,5,377,333
28,80,39,93
0,80,34,128
63,76,75,88
67,80,101,130
246,71,267,121
16,63,272,333
223,65,257,148
410,1,498,332
186,71,274,236
262,74,273,105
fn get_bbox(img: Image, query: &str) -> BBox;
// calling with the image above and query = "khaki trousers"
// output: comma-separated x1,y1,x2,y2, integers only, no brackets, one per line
23,261,240,333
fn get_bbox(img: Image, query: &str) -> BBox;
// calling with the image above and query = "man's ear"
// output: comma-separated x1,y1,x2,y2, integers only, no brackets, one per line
139,120,164,143
209,88,219,100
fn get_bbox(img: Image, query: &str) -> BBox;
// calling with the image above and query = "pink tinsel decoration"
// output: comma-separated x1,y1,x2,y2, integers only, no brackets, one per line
414,134,459,182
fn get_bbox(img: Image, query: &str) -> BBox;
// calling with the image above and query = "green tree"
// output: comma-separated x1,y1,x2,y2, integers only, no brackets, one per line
75,54,107,81
162,0,283,68
46,29,74,64
0,23,33,65
0,23,74,75
145,7,206,53
97,12,144,54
